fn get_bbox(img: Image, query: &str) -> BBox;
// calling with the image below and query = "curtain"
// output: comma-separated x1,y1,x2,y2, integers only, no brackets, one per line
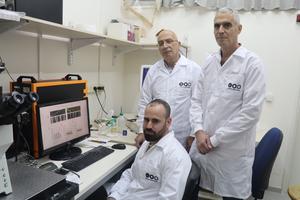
161,0,300,10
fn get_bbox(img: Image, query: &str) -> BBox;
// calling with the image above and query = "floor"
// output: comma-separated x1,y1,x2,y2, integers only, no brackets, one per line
198,189,290,200
258,190,290,200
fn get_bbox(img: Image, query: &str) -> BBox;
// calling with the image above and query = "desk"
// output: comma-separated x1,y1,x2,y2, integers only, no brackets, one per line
38,131,138,200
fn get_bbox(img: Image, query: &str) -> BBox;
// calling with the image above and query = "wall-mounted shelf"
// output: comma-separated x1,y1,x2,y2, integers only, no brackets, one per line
1,15,188,65
19,16,145,51
0,17,27,34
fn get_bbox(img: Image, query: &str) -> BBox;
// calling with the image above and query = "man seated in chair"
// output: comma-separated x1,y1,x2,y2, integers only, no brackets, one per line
107,99,192,200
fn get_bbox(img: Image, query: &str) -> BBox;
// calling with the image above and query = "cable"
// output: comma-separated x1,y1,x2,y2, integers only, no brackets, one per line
5,66,15,81
0,56,15,81
94,88,108,115
99,88,108,120
19,127,31,155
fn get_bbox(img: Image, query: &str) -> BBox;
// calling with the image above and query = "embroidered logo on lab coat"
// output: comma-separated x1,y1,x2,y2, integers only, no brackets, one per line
179,82,191,88
227,82,241,91
145,173,159,182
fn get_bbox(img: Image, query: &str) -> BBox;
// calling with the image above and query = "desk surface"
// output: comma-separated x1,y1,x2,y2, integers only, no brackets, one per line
38,131,138,200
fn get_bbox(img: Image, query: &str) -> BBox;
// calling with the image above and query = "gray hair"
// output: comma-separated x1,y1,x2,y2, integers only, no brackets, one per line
217,7,240,25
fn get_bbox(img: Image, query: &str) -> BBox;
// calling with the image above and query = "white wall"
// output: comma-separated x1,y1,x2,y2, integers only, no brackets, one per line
123,50,160,113
63,0,123,34
121,6,300,190
63,0,101,33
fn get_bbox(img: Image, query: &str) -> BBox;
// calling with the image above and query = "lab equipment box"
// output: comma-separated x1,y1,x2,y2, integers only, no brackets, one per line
8,74,88,159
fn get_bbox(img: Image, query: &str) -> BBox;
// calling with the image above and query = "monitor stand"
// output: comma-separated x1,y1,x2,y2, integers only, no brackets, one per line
49,146,81,161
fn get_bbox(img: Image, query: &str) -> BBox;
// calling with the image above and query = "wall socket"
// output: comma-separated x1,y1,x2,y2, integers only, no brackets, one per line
93,86,105,91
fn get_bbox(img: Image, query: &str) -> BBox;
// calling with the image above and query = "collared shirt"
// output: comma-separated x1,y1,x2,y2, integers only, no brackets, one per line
189,46,266,199
137,55,203,145
108,131,192,200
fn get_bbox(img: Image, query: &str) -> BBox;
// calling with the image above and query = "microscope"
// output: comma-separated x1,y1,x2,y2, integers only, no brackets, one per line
0,90,38,195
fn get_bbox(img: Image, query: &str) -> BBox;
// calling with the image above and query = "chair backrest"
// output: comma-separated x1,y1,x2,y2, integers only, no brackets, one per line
252,127,283,199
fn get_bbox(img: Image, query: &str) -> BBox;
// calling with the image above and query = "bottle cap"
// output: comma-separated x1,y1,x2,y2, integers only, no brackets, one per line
119,107,124,116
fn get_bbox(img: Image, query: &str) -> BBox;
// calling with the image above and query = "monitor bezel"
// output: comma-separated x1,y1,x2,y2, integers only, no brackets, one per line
36,97,90,157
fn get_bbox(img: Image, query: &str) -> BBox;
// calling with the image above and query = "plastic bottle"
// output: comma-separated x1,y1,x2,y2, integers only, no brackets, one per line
118,110,127,136
110,115,118,134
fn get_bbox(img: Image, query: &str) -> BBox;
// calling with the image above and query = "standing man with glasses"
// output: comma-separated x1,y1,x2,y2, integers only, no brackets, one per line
135,29,203,150
189,7,266,200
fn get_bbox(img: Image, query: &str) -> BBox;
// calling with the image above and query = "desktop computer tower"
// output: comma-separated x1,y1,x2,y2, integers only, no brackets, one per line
7,74,88,159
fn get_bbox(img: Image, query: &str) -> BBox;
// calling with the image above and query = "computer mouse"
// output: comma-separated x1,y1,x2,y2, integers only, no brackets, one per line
39,162,58,171
112,143,126,150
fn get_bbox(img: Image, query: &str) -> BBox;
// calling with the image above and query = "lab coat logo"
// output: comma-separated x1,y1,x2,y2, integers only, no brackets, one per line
227,82,241,91
179,82,191,88
145,173,159,182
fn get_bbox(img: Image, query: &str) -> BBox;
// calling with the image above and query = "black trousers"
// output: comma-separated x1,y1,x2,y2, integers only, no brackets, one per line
182,161,201,200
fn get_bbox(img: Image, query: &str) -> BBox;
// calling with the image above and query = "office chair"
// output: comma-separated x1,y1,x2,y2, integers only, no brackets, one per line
252,127,283,200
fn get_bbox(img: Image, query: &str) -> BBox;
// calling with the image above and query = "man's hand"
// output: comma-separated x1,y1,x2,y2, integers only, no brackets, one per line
186,136,195,152
195,130,213,154
135,133,145,148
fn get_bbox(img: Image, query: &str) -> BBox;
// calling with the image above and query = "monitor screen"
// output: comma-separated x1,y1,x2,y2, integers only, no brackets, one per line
15,0,63,24
37,97,90,160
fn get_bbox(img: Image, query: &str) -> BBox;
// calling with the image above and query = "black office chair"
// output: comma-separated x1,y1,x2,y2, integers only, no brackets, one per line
252,127,283,200
182,161,201,200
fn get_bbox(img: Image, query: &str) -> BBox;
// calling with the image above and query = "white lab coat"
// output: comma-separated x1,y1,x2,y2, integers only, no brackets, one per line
189,46,266,199
108,131,192,200
137,55,203,146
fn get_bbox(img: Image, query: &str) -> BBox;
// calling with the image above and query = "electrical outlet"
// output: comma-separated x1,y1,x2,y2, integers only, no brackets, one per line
93,86,105,92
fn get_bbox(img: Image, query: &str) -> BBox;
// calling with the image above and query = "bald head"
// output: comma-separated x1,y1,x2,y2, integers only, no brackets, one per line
156,29,180,67
156,29,178,40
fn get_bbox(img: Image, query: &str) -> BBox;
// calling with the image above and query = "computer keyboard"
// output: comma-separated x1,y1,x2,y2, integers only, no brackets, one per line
61,145,114,172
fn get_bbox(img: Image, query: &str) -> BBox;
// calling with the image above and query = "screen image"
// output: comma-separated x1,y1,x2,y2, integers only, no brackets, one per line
38,98,90,153
140,65,151,89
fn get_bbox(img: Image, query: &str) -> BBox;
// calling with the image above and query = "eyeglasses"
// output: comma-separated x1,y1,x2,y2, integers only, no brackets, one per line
157,39,178,47
214,22,233,30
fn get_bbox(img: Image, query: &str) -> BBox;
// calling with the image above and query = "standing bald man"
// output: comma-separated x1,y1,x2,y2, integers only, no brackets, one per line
135,29,203,150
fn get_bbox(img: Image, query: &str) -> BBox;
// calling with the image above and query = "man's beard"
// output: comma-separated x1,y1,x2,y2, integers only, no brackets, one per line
144,125,168,143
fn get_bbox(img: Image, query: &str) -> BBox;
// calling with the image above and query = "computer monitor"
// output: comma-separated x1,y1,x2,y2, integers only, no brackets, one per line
140,65,151,89
37,97,90,160
15,0,63,24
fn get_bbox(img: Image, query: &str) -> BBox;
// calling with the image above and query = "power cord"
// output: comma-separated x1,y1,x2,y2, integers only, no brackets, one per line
0,56,15,81
94,87,108,115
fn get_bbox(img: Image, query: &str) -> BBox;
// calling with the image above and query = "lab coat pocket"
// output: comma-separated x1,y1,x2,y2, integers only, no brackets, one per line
220,158,245,183
189,141,206,169
222,74,244,100
140,162,161,188
175,84,191,98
